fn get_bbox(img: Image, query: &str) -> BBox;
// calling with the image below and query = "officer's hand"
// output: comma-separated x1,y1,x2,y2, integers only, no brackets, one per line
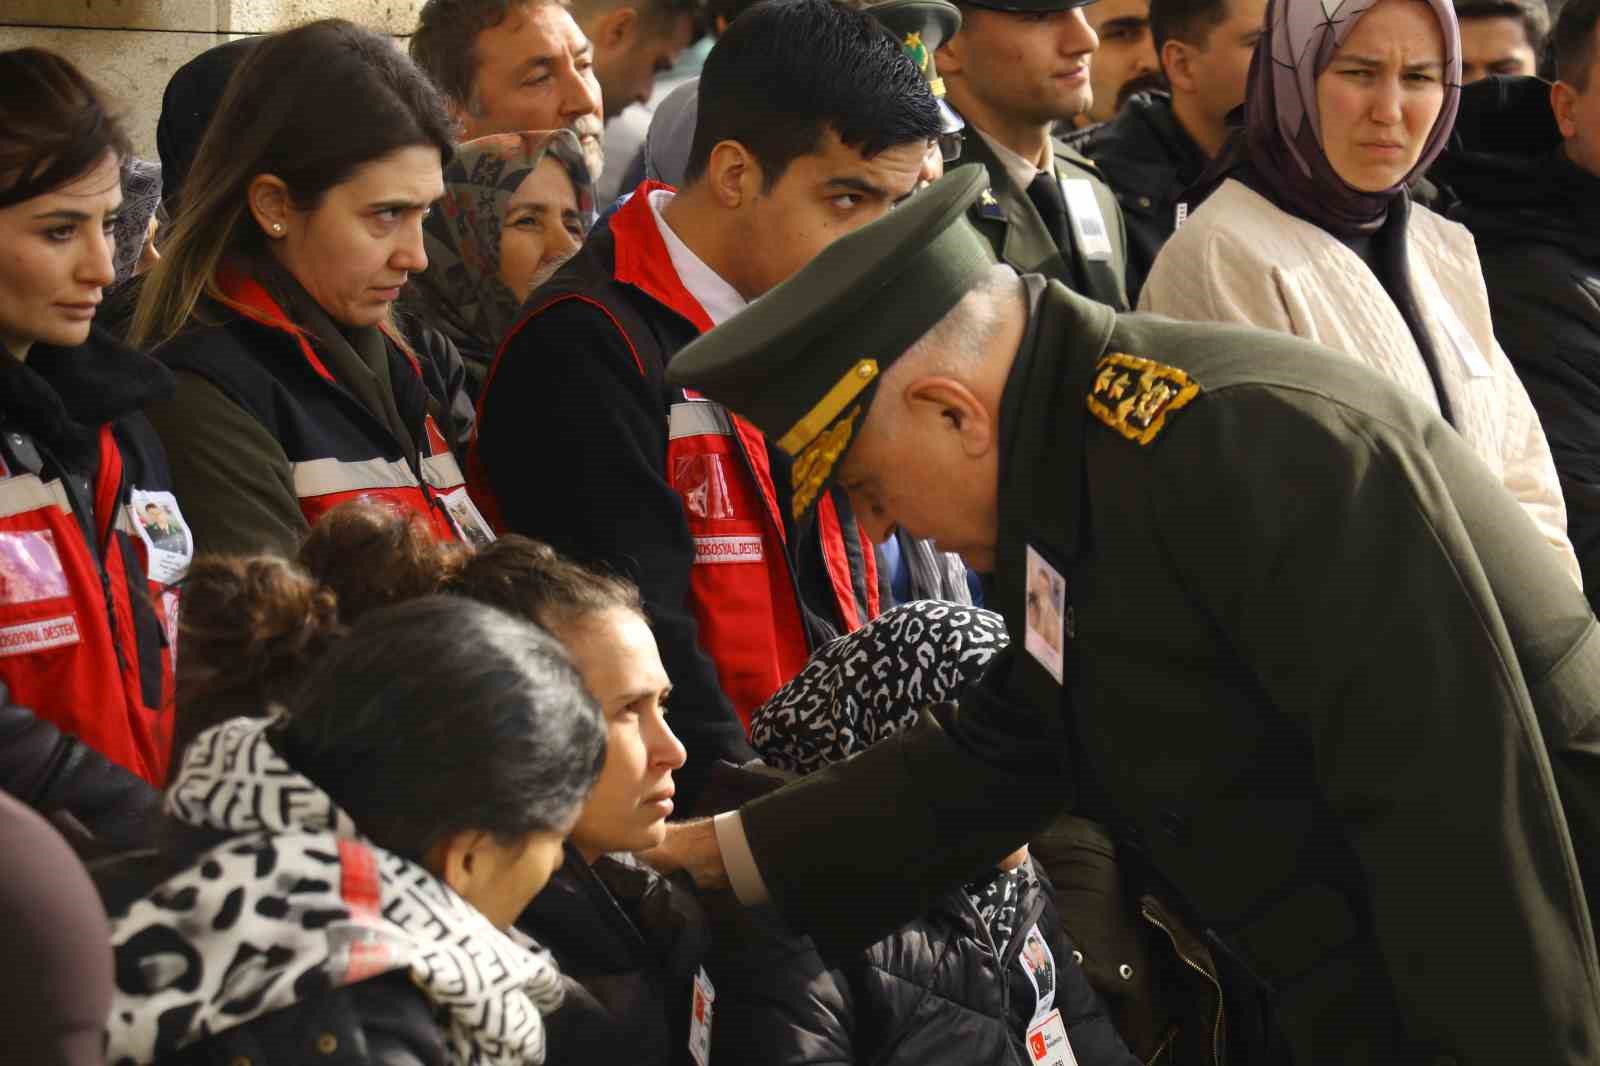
638,818,730,891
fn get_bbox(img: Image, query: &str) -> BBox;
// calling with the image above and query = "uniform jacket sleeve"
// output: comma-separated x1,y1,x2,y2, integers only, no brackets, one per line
145,370,309,558
1146,384,1600,1062
739,670,1071,962
476,300,755,806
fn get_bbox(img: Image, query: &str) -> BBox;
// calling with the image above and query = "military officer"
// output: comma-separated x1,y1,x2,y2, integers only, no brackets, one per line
647,166,1600,1064
866,0,968,183
936,0,1131,308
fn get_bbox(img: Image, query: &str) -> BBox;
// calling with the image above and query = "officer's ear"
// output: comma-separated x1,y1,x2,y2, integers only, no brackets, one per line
905,377,995,458
1552,79,1582,141
1161,38,1196,94
704,139,759,209
936,31,967,77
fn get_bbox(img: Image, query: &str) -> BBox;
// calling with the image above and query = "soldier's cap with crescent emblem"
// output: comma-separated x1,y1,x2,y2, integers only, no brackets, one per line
865,0,965,142
664,165,995,519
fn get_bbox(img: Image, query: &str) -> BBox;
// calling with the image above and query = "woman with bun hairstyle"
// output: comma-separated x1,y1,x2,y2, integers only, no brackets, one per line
288,501,701,1066
0,47,182,788
130,19,487,559
99,581,606,1066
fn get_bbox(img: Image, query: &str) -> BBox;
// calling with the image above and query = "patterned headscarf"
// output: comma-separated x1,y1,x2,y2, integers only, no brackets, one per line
749,601,1026,950
1244,0,1461,234
113,158,162,284
750,600,1009,775
409,131,596,354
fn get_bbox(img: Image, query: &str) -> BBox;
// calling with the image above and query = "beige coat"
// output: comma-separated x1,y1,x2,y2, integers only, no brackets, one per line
1141,178,1581,582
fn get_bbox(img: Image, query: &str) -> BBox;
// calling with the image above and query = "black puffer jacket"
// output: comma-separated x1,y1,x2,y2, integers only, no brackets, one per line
706,857,1141,1066
520,844,710,1066
1431,75,1600,609
91,819,447,1066
0,680,159,853
1079,92,1211,305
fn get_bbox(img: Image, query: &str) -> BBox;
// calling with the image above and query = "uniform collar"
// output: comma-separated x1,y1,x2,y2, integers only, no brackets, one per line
994,277,1116,604
974,127,1048,191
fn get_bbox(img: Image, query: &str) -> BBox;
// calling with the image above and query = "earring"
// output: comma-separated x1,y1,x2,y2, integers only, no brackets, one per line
271,223,284,234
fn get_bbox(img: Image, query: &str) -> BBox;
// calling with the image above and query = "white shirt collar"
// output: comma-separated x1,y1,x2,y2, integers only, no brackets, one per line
646,188,747,327
975,129,1048,193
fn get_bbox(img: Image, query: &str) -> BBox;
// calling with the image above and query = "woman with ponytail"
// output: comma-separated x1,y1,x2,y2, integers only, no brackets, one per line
99,572,606,1066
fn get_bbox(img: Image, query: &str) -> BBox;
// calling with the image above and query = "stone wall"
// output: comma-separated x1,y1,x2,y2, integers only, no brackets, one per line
0,1,426,159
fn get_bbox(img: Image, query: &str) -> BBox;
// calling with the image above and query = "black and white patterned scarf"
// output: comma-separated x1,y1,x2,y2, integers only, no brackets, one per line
105,717,565,1066
750,600,1009,775
749,601,1020,940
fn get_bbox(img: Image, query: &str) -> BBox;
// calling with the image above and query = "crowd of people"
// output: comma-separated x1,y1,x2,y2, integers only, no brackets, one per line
4,0,1600,1058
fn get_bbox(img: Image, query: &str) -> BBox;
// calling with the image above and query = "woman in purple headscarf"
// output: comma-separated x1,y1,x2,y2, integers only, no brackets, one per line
1139,0,1581,583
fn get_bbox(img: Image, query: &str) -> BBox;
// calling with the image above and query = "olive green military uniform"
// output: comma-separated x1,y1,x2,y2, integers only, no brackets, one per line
666,167,1600,1063
958,123,1131,310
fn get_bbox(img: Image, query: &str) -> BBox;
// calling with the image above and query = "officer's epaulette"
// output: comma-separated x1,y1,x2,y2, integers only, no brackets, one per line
973,186,1005,221
1086,352,1199,445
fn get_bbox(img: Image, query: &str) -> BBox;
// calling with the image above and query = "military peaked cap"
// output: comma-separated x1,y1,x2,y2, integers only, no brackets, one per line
867,0,966,138
665,165,996,518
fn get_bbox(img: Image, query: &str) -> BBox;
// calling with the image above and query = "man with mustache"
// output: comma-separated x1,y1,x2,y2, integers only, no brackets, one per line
467,0,944,810
1073,0,1163,129
411,0,608,175
936,0,1132,308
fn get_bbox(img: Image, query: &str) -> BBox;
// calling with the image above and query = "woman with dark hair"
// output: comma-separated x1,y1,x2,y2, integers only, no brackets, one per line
129,19,489,559
286,503,703,1066
99,591,607,1066
0,47,182,793
1139,0,1581,580
403,130,596,394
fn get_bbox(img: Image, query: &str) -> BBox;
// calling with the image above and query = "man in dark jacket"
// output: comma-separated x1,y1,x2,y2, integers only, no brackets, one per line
935,0,1131,308
1430,8,1600,609
1079,0,1265,301
652,167,1600,1064
469,0,941,808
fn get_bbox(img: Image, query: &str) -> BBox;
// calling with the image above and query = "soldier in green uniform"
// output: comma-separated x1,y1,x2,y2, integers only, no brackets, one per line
936,0,1131,308
866,0,968,182
649,166,1600,1063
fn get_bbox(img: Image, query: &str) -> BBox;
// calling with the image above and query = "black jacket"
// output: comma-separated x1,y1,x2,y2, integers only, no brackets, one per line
470,192,879,806
520,845,710,1066
92,821,446,1066
1078,92,1211,305
0,680,159,853
1431,75,1600,609
706,857,1140,1066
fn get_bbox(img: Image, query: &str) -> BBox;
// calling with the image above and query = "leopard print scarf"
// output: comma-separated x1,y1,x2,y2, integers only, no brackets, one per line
105,717,565,1066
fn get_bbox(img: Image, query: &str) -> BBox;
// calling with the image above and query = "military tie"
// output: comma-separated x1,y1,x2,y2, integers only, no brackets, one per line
1025,169,1070,251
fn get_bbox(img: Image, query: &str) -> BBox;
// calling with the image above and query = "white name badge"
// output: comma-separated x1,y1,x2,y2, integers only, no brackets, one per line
128,489,193,585
688,966,715,1066
1438,302,1492,379
1024,545,1066,685
1060,178,1113,262
1026,1009,1079,1066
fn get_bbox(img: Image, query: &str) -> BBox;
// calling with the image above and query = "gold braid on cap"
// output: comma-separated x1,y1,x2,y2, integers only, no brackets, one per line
791,406,862,519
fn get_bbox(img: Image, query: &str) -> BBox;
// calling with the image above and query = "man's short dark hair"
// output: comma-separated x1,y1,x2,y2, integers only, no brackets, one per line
1553,0,1600,87
1455,0,1552,59
410,0,546,108
683,0,941,188
1150,0,1230,57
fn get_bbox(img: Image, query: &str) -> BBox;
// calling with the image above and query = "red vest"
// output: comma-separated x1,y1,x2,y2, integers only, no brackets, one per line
0,423,176,784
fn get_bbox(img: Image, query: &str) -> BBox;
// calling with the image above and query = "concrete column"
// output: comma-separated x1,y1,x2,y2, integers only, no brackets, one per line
0,0,424,159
